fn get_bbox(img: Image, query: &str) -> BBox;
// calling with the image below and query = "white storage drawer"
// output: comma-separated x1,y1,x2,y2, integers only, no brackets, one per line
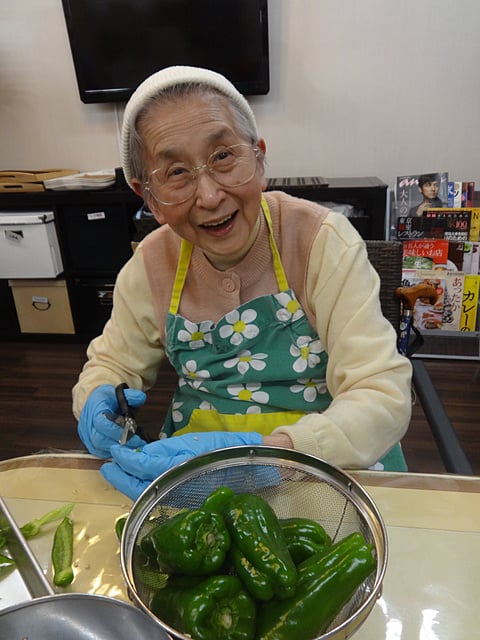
0,211,63,278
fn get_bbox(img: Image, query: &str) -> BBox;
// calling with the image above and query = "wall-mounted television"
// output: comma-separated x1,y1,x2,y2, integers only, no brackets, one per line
61,0,270,104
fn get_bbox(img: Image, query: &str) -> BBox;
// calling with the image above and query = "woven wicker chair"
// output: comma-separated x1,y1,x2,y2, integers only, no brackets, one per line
366,240,473,475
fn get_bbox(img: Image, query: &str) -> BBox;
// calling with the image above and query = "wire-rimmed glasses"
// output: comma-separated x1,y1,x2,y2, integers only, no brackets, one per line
145,143,261,206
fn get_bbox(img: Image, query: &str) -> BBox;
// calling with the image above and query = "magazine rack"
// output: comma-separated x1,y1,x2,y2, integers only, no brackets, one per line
366,240,473,475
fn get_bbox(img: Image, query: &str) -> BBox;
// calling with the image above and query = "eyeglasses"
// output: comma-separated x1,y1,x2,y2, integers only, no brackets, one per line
145,143,261,206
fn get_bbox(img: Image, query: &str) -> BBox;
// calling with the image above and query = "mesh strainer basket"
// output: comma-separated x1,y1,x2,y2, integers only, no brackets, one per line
121,446,387,640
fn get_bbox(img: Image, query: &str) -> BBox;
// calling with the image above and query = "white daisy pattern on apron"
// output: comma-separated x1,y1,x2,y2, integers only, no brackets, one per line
290,378,329,402
172,401,184,423
290,335,324,373
181,359,211,390
219,308,260,346
227,382,270,404
178,319,213,349
224,350,268,375
274,291,305,322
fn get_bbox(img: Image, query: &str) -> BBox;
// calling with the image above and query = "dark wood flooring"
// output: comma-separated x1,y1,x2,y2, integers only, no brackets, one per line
0,342,479,475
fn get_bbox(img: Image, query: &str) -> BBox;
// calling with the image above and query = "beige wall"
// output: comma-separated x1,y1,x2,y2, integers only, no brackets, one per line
1,0,479,188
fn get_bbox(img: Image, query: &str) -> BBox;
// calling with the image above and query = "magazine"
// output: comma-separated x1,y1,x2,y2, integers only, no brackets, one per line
441,271,465,331
394,172,448,234
460,275,480,332
401,269,446,331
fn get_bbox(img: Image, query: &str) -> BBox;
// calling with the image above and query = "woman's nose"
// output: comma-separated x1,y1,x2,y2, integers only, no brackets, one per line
194,170,225,207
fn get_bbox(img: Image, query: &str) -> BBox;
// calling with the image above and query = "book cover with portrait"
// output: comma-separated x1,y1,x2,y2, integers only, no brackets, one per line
394,172,448,236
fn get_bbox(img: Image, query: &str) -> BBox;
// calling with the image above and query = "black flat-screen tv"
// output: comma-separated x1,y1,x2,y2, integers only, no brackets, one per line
61,0,270,104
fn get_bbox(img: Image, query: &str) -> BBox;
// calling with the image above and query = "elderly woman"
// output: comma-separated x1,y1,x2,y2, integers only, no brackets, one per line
73,66,412,500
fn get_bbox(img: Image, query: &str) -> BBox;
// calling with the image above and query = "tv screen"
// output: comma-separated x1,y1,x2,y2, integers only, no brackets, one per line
61,0,270,104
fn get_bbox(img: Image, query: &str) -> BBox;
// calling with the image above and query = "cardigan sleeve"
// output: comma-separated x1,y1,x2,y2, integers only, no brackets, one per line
273,211,412,468
72,245,165,419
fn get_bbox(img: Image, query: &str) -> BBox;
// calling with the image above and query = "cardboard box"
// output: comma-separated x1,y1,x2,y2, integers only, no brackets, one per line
0,182,45,193
0,169,79,183
0,211,63,278
9,279,75,334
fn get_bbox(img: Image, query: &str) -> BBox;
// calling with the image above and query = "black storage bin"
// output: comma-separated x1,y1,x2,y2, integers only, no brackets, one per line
71,278,115,338
0,279,20,338
59,204,133,274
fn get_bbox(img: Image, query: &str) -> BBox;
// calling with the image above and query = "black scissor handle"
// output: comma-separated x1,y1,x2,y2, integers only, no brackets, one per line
115,382,153,443
115,382,136,418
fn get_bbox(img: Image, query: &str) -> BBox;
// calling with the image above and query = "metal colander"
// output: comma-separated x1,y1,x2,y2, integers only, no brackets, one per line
121,445,387,640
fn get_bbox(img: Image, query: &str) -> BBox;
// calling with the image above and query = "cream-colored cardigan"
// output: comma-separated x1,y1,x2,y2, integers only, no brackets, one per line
73,191,412,469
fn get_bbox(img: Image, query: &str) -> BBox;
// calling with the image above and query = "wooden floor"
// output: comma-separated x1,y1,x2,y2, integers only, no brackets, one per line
0,341,479,475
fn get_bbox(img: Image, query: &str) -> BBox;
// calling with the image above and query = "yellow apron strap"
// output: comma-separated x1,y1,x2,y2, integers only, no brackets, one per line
261,196,289,292
169,199,289,314
169,240,193,315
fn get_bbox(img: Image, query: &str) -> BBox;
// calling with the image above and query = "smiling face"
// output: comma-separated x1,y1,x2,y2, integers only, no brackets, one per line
131,92,266,270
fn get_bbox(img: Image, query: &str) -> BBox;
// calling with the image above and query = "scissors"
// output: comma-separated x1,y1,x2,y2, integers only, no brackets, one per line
106,382,151,445
114,383,138,444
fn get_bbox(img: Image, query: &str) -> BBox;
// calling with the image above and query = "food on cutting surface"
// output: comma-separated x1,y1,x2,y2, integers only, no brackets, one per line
20,502,75,538
135,488,377,640
0,502,76,586
115,515,128,542
52,516,75,587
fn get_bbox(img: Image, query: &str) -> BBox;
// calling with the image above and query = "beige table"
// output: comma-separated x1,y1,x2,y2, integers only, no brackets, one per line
1,453,479,638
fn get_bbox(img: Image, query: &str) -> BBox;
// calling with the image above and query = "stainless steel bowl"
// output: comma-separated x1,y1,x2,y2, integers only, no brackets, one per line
121,445,387,640
0,592,170,639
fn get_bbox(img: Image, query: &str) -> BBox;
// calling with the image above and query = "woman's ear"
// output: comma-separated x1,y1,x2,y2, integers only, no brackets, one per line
131,178,167,225
257,138,267,190
131,178,145,199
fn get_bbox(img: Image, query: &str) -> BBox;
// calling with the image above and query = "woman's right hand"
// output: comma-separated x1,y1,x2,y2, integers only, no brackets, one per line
77,384,147,458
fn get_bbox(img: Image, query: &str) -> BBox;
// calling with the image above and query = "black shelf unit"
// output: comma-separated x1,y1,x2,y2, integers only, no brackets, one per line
266,176,388,240
0,187,142,342
0,177,387,342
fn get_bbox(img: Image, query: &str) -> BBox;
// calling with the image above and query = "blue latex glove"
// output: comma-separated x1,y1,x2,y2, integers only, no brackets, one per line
101,431,263,500
77,384,147,459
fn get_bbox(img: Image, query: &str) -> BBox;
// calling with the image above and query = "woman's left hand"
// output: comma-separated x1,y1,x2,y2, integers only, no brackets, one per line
101,431,263,500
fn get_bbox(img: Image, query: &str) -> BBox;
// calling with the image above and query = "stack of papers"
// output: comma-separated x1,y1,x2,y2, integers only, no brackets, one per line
44,170,116,190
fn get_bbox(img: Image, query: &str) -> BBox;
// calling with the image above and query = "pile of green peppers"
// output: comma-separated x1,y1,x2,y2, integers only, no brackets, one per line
136,487,376,640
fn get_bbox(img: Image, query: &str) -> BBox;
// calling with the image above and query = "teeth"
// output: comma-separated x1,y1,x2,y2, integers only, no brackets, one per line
203,214,233,228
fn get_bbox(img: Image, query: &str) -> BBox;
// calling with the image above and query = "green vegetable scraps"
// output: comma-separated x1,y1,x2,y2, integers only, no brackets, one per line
52,516,75,587
21,503,75,539
0,551,16,579
0,503,76,586
115,516,127,542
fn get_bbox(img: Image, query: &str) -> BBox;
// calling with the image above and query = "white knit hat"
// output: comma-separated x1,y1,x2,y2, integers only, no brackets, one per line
121,65,257,188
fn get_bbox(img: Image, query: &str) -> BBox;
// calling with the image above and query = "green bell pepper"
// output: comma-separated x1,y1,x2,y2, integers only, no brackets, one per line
279,517,332,564
255,532,377,640
223,493,297,599
149,574,256,640
140,507,231,576
202,486,235,513
229,543,274,601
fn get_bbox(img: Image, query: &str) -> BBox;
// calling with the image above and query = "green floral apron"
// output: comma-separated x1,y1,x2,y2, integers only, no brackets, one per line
163,197,407,471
